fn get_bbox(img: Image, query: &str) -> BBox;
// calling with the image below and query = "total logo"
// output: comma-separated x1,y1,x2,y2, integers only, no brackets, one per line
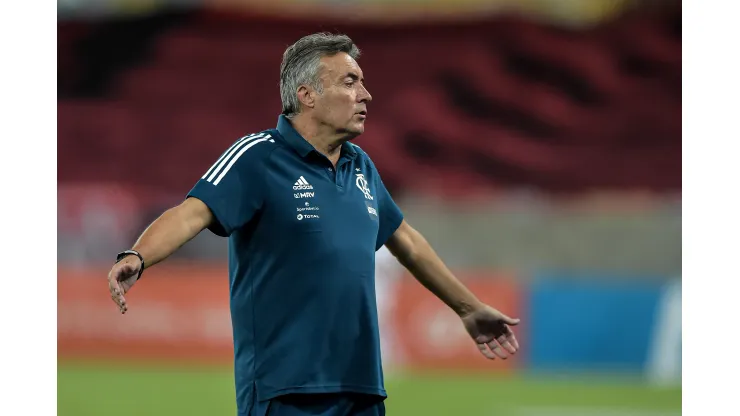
297,214,320,220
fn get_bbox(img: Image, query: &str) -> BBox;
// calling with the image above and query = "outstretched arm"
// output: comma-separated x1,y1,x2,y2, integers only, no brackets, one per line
108,197,213,313
129,197,213,269
107,133,275,314
384,220,521,360
384,220,481,316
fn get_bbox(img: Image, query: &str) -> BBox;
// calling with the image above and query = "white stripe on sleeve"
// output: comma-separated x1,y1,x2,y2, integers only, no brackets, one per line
203,133,264,182
213,135,273,186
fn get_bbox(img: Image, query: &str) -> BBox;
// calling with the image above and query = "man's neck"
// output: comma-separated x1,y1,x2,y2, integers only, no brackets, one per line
290,114,350,164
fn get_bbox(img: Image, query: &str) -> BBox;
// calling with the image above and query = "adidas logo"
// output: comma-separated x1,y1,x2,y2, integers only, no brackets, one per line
293,176,314,190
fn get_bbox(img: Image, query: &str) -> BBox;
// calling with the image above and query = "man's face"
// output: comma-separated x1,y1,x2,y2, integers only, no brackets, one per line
312,52,372,138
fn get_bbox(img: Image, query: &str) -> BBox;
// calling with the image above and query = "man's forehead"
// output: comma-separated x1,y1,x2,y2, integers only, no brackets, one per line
320,53,363,78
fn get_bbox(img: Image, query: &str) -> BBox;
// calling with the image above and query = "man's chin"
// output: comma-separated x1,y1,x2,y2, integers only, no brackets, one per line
344,126,365,140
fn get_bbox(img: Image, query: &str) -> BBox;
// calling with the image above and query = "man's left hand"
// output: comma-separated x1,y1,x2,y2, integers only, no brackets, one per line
460,304,521,360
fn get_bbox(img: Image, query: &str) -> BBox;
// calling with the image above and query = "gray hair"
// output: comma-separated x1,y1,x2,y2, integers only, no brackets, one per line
279,33,361,118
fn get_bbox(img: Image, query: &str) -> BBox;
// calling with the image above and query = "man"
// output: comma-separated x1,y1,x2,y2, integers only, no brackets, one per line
107,33,520,416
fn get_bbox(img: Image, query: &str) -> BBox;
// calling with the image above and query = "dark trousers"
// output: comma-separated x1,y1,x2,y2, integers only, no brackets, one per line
251,393,385,416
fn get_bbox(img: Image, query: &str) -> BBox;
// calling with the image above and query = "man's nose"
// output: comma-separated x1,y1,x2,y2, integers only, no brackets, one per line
359,85,372,103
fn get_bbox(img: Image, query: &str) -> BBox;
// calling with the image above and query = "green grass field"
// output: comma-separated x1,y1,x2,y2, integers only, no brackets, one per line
58,362,681,416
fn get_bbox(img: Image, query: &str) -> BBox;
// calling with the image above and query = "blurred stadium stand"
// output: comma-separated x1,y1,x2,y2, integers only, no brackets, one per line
58,0,680,273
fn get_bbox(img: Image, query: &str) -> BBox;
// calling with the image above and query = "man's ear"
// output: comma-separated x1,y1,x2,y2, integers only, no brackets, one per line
297,85,316,110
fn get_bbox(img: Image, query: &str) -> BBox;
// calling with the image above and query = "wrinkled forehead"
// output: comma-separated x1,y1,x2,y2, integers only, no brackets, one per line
318,53,363,80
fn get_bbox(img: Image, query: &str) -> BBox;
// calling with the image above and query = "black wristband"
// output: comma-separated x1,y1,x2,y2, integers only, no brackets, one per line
115,250,145,281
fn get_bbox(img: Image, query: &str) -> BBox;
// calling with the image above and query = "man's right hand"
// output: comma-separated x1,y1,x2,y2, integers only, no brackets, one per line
108,255,143,314
104,197,215,314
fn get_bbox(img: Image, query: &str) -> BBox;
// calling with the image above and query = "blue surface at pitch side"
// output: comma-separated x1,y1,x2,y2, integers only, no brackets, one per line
525,274,665,372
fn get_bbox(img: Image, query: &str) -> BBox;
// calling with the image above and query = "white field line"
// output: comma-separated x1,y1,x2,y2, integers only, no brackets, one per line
510,406,680,416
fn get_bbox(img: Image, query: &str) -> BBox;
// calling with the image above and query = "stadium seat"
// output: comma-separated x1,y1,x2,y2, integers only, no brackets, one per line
58,10,681,195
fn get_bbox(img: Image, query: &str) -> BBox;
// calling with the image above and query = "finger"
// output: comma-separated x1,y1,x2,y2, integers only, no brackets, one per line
110,294,127,312
108,277,127,313
505,326,520,350
110,289,127,313
108,279,120,301
500,314,520,326
487,340,509,359
119,294,128,314
497,334,517,354
108,277,121,298
476,343,496,360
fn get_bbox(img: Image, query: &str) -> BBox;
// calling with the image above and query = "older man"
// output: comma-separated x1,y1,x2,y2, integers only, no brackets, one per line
107,33,520,416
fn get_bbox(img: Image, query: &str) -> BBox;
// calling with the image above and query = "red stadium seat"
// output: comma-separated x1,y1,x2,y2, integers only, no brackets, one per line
58,10,681,195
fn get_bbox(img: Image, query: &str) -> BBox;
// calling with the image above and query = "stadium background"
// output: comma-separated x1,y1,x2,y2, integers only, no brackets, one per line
57,0,682,414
